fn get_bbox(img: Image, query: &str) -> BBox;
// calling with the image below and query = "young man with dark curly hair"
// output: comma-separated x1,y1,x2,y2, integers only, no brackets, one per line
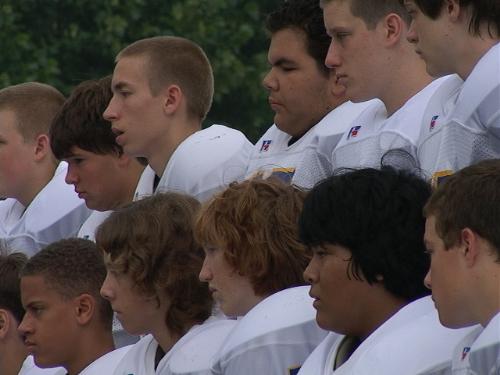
97,193,234,375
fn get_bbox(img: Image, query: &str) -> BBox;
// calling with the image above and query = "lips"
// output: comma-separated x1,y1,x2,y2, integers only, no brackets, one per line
24,339,36,352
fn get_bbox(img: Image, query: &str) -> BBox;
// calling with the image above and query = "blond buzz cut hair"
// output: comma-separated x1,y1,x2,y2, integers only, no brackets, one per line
117,36,214,121
0,82,65,141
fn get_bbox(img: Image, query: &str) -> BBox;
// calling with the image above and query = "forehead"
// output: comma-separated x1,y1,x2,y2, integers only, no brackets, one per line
424,215,439,241
323,0,359,27
112,55,150,88
268,27,310,61
20,275,63,303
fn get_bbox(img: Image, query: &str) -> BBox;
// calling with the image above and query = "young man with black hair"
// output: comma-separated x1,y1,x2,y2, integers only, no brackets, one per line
247,0,381,185
297,167,475,374
403,0,500,182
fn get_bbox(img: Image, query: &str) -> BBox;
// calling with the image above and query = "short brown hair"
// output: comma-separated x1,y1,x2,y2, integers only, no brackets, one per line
21,238,113,329
0,250,28,323
424,159,500,261
321,0,411,29
195,178,310,297
50,76,121,160
95,193,212,337
117,36,214,121
0,82,65,141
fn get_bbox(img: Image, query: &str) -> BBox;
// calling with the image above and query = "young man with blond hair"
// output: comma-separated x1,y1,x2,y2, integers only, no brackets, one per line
104,36,252,202
422,159,500,374
403,0,500,182
0,82,91,255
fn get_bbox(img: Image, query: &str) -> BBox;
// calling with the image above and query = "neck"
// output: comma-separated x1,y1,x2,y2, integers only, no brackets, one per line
66,331,114,375
153,325,183,355
0,343,27,375
17,161,57,207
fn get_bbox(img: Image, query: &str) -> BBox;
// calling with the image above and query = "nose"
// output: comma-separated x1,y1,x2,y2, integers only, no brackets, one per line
423,268,432,290
18,313,32,336
262,68,278,91
199,257,213,282
100,273,115,301
103,96,118,122
325,40,341,69
65,163,79,185
303,258,319,284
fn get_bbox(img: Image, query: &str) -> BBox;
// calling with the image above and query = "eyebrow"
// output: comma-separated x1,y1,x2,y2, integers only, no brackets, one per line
270,57,296,67
111,81,130,92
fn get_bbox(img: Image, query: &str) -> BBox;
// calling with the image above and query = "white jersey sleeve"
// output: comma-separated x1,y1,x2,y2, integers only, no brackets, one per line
426,43,500,181
248,101,374,184
211,286,328,375
0,162,91,256
292,100,386,189
133,166,156,201
157,125,252,202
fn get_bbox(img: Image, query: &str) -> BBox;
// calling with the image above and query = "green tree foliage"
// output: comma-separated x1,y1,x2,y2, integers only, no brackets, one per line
0,0,281,141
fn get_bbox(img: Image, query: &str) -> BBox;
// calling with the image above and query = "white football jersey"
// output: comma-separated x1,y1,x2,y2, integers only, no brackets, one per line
79,346,130,375
332,297,476,375
292,100,386,189
0,162,91,256
133,166,156,201
423,43,500,182
211,286,328,375
165,319,237,375
247,101,374,184
77,210,112,241
156,125,252,202
113,326,207,375
448,312,500,375
18,356,65,375
297,333,344,375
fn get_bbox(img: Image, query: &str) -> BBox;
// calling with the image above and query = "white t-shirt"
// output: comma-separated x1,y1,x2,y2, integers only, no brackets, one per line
164,319,237,375
422,43,500,181
247,101,374,184
156,124,252,202
77,210,112,241
292,99,386,189
0,162,91,256
211,286,328,375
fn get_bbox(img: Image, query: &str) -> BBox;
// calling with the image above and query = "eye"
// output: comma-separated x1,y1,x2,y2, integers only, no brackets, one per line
424,248,434,257
333,32,349,42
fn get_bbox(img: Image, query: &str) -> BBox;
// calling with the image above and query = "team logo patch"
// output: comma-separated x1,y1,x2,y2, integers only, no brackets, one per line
431,170,454,189
347,125,361,140
288,365,301,375
429,115,439,131
260,140,272,152
461,346,471,361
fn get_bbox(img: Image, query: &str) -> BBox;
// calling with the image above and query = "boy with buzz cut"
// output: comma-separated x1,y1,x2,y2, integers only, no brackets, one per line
18,238,129,375
292,0,463,189
0,249,63,375
0,82,91,255
421,159,500,375
403,0,500,183
104,36,252,202
297,167,475,375
97,193,234,375
247,0,380,184
49,76,146,241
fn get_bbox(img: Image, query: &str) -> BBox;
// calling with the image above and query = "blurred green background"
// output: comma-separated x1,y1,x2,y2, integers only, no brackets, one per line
0,0,282,142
